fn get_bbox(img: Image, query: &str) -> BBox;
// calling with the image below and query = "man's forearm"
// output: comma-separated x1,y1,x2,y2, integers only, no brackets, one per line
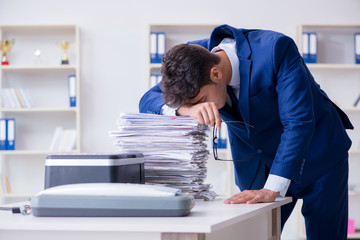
175,105,190,116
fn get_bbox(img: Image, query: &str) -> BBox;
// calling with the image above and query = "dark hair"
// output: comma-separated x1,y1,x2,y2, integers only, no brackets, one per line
160,44,220,107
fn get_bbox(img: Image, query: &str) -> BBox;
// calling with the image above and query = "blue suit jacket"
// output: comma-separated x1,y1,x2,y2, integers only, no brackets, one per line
139,25,353,194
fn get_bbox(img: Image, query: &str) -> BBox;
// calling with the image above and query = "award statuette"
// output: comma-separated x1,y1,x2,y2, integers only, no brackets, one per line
58,41,71,65
34,49,44,65
0,40,14,65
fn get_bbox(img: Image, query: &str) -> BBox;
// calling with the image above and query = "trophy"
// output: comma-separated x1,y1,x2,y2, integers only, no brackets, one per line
0,40,14,65
57,41,71,65
34,48,43,65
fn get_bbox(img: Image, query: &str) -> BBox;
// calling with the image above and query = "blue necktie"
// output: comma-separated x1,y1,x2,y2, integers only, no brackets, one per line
227,85,243,121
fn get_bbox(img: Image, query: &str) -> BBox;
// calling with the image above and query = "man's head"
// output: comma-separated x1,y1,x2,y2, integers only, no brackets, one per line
160,44,230,109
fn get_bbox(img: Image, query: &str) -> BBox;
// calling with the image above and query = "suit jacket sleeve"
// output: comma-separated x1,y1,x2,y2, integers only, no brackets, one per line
139,84,164,114
271,36,315,182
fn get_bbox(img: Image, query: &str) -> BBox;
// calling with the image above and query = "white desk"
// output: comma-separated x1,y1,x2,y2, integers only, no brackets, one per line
0,197,291,240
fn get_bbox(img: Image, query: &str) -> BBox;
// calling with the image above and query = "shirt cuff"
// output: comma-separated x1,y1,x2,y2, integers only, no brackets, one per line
264,174,291,197
160,105,178,116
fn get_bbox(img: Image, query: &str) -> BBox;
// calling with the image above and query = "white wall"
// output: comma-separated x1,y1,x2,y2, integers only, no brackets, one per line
1,0,360,239
1,0,359,152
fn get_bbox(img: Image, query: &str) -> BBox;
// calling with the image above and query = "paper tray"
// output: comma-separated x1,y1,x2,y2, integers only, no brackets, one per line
31,183,195,217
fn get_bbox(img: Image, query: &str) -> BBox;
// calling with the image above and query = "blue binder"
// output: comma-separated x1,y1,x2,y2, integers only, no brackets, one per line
355,33,360,64
218,128,227,149
150,32,158,63
150,32,166,63
157,32,166,63
302,32,310,63
6,118,15,150
68,75,76,107
309,32,318,63
150,74,163,88
150,74,157,87
0,118,6,150
216,124,228,149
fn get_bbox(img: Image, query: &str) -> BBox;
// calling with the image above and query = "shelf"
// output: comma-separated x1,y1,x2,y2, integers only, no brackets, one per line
0,24,81,205
150,63,162,69
350,150,360,155
0,107,78,112
343,107,360,112
349,191,360,196
0,65,76,71
307,64,360,70
0,25,77,31
348,231,360,239
0,149,78,155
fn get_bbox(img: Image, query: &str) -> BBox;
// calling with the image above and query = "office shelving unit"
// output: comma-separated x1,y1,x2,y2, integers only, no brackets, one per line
0,25,81,203
297,24,360,239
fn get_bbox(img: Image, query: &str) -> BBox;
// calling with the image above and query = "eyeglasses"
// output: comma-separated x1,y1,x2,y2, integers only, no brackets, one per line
212,121,257,162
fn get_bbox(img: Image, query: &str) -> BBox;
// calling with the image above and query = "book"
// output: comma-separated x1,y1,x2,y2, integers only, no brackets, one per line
309,32,318,63
0,174,5,195
49,127,64,152
218,123,228,149
4,89,16,108
19,88,34,108
0,118,6,150
1,88,34,108
302,32,310,63
150,32,166,63
157,32,166,62
68,75,76,107
49,127,76,152
14,88,26,108
6,118,15,150
150,74,162,88
0,90,10,108
4,175,12,194
150,74,157,88
355,33,360,64
150,32,158,63
9,88,21,108
64,129,77,151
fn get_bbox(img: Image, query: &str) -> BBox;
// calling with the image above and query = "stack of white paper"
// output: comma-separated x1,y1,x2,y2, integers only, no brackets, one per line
109,113,216,200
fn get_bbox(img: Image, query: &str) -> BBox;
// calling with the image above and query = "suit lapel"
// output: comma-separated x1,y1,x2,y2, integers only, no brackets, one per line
239,59,252,133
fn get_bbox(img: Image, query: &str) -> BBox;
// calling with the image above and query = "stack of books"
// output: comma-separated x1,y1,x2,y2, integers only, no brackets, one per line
109,113,216,200
0,88,34,108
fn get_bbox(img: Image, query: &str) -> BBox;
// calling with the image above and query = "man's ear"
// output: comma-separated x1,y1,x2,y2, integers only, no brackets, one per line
210,66,222,83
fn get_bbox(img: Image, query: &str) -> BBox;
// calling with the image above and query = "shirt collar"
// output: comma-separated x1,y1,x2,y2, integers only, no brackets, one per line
211,38,240,88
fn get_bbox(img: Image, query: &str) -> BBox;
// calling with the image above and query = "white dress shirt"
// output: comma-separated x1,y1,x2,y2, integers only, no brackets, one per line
161,39,290,196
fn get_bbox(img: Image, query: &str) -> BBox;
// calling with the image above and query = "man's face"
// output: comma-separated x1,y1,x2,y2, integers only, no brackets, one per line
186,82,227,109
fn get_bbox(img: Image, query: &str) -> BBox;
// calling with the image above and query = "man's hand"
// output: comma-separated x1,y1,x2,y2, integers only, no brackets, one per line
177,102,222,130
224,189,279,204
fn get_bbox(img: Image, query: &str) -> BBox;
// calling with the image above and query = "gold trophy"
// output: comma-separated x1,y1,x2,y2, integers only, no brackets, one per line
0,40,14,65
58,41,71,65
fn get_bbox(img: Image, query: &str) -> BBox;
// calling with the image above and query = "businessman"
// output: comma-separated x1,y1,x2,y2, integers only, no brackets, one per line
139,24,353,239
